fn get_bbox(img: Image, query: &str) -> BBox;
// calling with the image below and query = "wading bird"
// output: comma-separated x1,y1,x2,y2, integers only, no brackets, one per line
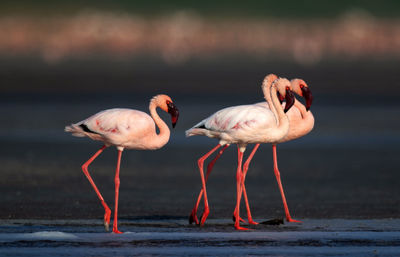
186,76,295,230
65,94,179,233
189,77,313,225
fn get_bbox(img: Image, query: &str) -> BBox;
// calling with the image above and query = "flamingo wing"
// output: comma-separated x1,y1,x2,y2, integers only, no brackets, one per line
204,105,276,132
186,104,277,143
79,108,154,144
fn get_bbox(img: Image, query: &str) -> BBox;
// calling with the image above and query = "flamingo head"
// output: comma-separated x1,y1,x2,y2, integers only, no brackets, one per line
262,73,279,103
274,78,295,113
153,94,179,128
167,100,179,128
262,73,278,89
291,79,313,111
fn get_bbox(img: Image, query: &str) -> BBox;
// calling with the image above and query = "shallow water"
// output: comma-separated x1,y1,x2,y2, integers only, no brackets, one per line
1,219,400,256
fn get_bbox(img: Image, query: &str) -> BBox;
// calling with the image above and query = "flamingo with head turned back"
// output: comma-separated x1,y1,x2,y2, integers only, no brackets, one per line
186,76,295,230
65,94,179,233
189,77,314,225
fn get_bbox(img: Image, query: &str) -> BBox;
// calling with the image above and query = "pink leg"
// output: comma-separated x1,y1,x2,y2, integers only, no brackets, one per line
112,150,123,233
195,144,222,226
81,145,112,231
272,144,301,223
234,147,249,230
234,144,260,225
189,144,229,225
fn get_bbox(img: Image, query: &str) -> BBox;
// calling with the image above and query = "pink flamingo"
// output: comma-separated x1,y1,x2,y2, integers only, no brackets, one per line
65,94,179,233
189,77,313,225
186,76,295,230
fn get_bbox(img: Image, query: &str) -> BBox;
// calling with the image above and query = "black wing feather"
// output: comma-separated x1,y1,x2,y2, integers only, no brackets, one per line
79,124,100,134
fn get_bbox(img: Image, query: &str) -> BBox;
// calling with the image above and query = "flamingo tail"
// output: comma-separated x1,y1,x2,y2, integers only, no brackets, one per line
64,124,87,137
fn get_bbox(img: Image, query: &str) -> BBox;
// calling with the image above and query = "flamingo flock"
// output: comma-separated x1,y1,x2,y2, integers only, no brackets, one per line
65,74,313,233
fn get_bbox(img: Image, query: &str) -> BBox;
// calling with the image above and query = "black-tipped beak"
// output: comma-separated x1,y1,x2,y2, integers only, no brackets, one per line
167,102,179,128
301,86,313,111
284,89,295,113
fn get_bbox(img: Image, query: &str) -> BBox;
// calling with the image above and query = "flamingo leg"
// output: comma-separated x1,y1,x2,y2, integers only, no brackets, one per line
81,145,112,231
112,150,123,234
189,144,229,225
272,144,301,223
234,143,260,225
234,146,248,230
194,144,222,226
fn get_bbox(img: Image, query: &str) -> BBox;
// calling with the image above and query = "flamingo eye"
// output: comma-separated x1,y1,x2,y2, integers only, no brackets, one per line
285,86,290,91
166,100,171,105
300,84,304,88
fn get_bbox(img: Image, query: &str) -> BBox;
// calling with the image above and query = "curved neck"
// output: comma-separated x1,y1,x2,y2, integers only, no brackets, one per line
262,81,279,121
149,102,170,149
293,98,314,132
294,99,307,118
269,86,290,140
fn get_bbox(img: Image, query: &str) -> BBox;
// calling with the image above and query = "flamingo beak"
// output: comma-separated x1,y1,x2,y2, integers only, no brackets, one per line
277,92,285,104
301,86,313,111
167,102,179,128
284,89,295,113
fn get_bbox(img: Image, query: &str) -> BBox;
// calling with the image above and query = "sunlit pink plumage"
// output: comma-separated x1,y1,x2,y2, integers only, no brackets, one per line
186,75,295,230
65,94,179,233
189,77,314,225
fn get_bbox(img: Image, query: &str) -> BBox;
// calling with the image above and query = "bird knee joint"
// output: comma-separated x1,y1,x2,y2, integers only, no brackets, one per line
197,160,204,169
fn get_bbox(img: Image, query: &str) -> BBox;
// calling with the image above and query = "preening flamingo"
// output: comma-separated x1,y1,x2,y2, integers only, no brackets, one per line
186,76,295,230
65,94,179,233
189,77,314,225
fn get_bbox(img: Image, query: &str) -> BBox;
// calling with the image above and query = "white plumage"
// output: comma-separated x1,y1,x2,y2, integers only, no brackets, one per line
66,108,158,150
186,104,278,145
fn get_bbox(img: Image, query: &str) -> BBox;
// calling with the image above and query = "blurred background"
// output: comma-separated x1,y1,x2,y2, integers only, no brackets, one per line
0,1,399,221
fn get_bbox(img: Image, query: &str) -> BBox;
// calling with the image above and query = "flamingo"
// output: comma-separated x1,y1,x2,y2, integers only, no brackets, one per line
65,94,179,233
189,77,313,225
186,76,295,230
